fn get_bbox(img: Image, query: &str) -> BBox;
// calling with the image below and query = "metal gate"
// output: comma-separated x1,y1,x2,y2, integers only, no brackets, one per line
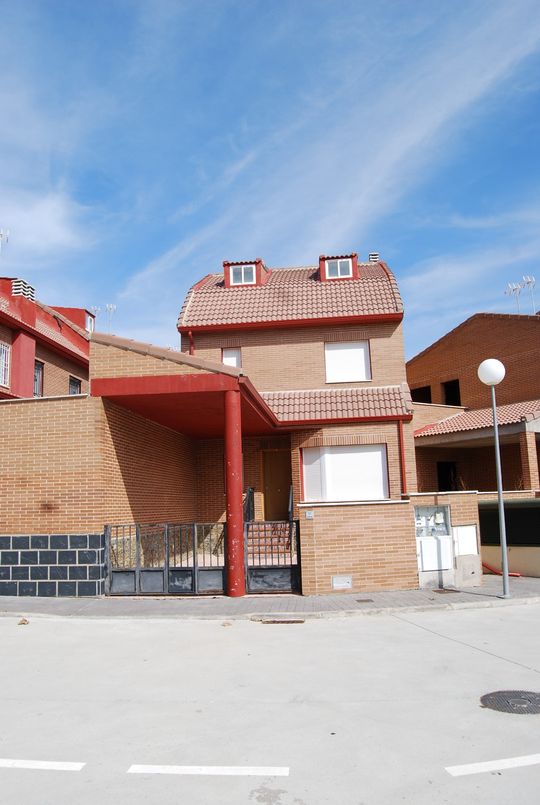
245,520,301,593
105,522,226,595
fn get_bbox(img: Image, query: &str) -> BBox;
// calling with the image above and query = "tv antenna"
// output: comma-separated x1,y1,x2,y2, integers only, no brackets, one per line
104,303,117,333
522,275,536,314
505,282,523,313
90,305,101,319
0,229,9,255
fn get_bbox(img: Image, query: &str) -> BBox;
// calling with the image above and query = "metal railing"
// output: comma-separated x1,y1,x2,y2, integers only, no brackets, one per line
107,522,226,571
245,520,299,567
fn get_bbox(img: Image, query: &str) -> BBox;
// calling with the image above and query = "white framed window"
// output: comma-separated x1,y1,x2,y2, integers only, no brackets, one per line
0,342,10,387
303,445,389,502
231,264,256,285
325,258,352,279
324,341,371,383
222,347,241,368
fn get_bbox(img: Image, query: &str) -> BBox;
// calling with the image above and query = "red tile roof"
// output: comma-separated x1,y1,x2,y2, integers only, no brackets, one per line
415,398,540,438
179,262,403,330
262,386,412,422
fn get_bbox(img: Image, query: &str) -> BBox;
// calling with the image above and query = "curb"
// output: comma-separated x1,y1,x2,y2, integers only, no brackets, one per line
1,594,540,622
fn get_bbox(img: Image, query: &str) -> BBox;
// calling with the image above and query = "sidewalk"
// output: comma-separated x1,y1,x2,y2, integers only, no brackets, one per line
0,574,539,619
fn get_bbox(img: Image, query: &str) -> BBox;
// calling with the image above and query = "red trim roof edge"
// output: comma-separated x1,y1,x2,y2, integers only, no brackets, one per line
178,312,403,334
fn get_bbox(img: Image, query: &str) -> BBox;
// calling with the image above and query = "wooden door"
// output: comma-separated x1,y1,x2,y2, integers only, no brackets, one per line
263,450,292,520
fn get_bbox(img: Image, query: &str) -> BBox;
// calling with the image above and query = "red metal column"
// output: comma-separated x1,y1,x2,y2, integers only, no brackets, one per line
224,388,246,597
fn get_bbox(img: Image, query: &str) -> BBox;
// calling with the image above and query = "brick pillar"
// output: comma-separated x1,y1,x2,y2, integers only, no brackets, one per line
11,330,36,397
519,430,540,490
224,388,245,597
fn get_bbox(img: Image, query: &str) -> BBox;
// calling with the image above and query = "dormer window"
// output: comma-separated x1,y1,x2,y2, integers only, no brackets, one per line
326,258,352,279
223,259,269,288
231,264,256,286
319,253,358,282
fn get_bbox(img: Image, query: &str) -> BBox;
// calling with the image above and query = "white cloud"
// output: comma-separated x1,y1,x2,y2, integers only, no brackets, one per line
121,0,540,328
0,191,90,270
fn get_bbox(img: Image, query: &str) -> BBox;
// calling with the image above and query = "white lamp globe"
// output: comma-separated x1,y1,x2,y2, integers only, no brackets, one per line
478,358,506,386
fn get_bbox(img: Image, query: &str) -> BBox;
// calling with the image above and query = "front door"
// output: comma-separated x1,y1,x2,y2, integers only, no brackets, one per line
263,450,292,520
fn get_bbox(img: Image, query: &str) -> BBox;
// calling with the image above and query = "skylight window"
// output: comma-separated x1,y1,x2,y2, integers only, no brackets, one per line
231,264,256,285
325,258,352,279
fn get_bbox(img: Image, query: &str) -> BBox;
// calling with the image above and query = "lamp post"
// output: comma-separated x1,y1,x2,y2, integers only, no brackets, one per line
477,359,510,598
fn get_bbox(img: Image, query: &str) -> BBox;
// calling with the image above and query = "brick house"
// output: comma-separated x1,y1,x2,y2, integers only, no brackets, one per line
0,256,482,597
0,277,91,399
407,313,540,576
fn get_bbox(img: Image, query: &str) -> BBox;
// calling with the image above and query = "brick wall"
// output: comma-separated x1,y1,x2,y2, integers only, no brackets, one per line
407,314,540,408
0,533,105,597
415,443,525,492
0,396,103,533
184,322,407,391
90,340,205,379
412,402,465,430
35,343,88,396
0,395,197,534
298,501,418,594
100,399,198,525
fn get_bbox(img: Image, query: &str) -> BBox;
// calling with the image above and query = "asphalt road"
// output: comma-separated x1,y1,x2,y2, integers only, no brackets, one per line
1,604,540,804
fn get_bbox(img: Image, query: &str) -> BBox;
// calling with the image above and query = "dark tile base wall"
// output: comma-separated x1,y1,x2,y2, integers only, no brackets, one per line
0,534,106,597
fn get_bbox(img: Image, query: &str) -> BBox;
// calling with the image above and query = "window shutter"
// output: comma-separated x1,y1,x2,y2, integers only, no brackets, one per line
302,447,324,501
324,342,371,383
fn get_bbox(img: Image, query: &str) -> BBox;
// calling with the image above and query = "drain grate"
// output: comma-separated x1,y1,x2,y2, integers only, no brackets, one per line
480,690,540,714
432,588,460,594
356,598,374,604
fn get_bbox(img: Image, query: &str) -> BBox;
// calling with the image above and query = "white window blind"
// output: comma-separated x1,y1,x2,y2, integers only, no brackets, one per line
302,445,389,502
222,347,241,367
324,341,371,383
0,342,10,387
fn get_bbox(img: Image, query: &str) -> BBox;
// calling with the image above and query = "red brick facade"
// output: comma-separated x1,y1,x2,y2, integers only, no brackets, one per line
1,259,487,594
407,314,540,408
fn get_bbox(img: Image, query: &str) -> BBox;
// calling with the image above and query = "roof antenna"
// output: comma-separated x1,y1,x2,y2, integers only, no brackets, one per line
522,275,536,314
504,282,523,314
104,303,117,333
0,229,9,255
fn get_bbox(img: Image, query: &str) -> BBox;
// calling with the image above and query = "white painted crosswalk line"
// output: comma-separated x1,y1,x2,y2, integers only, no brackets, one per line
446,753,540,776
0,758,85,772
127,764,290,777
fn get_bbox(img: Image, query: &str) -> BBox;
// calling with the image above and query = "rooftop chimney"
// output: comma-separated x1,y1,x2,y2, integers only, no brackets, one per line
11,278,35,301
368,253,380,263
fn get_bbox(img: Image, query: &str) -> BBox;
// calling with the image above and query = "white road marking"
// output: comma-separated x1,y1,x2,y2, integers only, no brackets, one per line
446,753,540,776
0,758,85,772
128,764,290,777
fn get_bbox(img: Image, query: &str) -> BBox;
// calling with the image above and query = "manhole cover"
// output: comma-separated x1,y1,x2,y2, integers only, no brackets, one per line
480,690,540,714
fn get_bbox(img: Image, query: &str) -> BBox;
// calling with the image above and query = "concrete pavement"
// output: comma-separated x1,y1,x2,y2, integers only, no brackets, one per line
0,574,539,620
1,601,540,803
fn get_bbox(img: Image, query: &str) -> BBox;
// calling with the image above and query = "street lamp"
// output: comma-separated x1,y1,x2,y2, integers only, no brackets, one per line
477,358,510,598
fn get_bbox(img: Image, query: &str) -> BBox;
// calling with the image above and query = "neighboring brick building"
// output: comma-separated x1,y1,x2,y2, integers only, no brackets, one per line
407,313,540,408
0,277,92,399
0,254,482,597
407,312,540,577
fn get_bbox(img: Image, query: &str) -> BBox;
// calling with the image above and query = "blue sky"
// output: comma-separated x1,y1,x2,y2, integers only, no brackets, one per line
1,0,540,358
